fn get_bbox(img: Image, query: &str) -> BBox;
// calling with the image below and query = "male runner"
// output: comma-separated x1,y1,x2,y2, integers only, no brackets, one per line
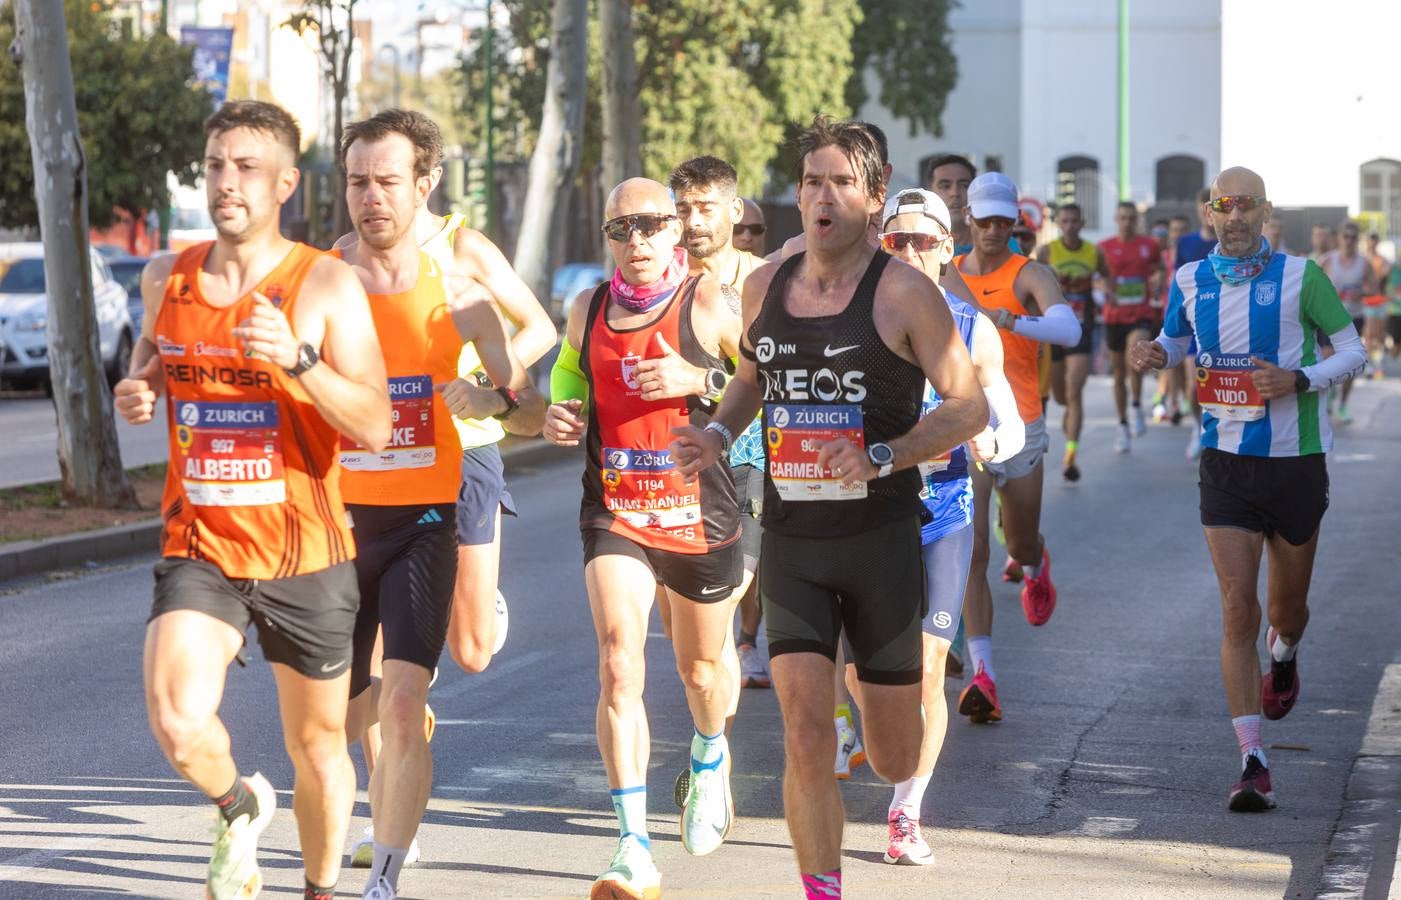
770,121,892,262
1263,213,1290,256
1099,201,1163,452
672,116,987,898
854,188,1023,866
1132,166,1364,811
1150,214,1193,425
544,177,744,898
1177,187,1217,265
733,198,768,257
1038,202,1110,480
114,99,391,900
335,109,544,900
1362,232,1391,380
927,154,977,255
1320,220,1376,423
954,172,1081,724
1307,223,1336,263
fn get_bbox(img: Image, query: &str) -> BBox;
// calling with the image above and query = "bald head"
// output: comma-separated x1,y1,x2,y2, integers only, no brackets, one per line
1211,166,1267,200
1207,167,1272,257
734,198,767,255
605,177,675,220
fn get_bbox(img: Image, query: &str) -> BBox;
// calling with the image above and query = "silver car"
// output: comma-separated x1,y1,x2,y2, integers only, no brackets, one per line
0,247,135,391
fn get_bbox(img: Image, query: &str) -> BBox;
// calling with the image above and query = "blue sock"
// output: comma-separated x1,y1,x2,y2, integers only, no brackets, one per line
691,729,727,772
610,786,649,849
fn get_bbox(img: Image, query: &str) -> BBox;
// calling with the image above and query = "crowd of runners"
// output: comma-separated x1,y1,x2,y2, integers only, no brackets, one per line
109,97,1376,899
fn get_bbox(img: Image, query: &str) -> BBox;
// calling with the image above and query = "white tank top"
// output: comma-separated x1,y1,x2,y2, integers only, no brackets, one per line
1323,250,1368,316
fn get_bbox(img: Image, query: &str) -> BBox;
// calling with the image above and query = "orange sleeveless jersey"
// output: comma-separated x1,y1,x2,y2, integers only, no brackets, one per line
157,242,354,580
335,251,464,506
955,252,1042,424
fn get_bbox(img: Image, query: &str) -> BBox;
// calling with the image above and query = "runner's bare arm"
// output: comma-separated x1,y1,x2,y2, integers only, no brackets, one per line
113,254,178,424
453,227,558,367
283,257,391,451
446,300,546,435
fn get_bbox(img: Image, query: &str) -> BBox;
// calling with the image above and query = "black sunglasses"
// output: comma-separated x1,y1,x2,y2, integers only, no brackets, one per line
734,223,766,236
602,214,677,243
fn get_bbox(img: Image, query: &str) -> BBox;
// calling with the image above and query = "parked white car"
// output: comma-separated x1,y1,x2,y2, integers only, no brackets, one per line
0,247,135,391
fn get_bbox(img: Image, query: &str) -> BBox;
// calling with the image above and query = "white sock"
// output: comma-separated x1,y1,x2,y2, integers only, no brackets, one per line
967,636,995,682
1270,632,1298,662
1022,558,1042,580
889,774,932,818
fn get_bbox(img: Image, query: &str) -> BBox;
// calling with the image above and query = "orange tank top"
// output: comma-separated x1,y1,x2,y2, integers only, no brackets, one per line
335,251,464,506
955,252,1042,424
156,242,354,580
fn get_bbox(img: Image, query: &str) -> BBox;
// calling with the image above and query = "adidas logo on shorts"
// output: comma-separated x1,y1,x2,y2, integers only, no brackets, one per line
417,508,444,526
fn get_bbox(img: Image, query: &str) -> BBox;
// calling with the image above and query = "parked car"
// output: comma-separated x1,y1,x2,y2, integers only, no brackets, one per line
0,248,135,391
106,255,149,333
551,261,607,321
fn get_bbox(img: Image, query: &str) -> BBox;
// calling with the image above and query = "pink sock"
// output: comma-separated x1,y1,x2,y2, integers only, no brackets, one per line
1232,715,1267,767
802,869,841,898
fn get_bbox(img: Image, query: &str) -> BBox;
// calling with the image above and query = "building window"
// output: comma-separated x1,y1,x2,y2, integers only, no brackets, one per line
1056,155,1100,228
1360,158,1401,238
1155,154,1205,204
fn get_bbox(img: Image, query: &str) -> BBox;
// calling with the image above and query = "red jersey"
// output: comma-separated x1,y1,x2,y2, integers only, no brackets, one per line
1099,235,1162,324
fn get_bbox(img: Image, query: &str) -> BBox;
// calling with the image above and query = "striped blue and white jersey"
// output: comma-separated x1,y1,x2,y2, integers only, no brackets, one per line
1161,253,1353,458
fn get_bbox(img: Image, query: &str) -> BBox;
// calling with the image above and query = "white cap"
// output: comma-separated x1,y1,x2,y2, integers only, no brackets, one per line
881,188,951,233
967,172,1019,220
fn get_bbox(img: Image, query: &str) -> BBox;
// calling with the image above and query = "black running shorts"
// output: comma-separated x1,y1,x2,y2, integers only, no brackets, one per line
1198,448,1329,546
761,515,926,685
1105,319,1156,353
731,462,764,572
348,503,459,696
150,556,359,680
1050,300,1095,361
581,528,742,603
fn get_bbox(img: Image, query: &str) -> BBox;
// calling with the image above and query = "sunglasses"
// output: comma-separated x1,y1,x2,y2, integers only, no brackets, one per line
734,223,766,236
602,214,677,243
971,215,1016,230
1207,195,1265,214
880,231,946,253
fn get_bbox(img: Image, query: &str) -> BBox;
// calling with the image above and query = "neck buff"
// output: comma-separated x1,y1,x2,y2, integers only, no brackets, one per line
1209,236,1272,286
611,246,688,312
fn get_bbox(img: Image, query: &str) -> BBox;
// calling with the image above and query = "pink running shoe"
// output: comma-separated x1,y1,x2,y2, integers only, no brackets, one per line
1261,627,1300,721
883,811,934,866
1020,549,1057,626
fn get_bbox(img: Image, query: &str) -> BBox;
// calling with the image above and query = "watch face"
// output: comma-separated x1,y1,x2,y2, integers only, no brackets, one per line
870,443,894,465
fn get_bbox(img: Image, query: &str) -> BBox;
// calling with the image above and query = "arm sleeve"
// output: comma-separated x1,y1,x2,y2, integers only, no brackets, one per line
1009,302,1082,346
1302,325,1365,390
1298,260,1366,390
983,377,1025,464
549,337,590,408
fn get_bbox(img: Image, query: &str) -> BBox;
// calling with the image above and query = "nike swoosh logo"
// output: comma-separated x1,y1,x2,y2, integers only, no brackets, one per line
700,585,729,596
981,288,999,296
320,659,348,673
823,344,859,357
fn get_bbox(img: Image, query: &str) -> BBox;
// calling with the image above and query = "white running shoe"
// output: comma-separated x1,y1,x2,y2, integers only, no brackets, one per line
834,719,867,779
492,589,509,655
206,772,275,900
349,825,421,868
363,875,397,900
591,835,661,900
1151,401,1168,423
1131,406,1147,437
1113,424,1131,454
738,642,770,689
681,740,733,856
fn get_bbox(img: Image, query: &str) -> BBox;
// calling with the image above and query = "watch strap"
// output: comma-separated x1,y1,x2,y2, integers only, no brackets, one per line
492,386,520,420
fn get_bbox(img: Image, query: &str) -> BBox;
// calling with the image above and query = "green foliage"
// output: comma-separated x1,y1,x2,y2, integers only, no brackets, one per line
0,1,210,229
846,0,959,138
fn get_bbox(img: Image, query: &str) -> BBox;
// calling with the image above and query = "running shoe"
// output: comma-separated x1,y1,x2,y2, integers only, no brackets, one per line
1000,555,1023,583
591,835,661,900
1114,424,1131,454
1152,401,1168,423
364,876,397,900
1261,628,1300,721
834,719,867,779
350,825,422,869
1062,450,1081,483
207,772,275,900
1020,549,1057,627
1185,426,1202,460
1336,405,1353,425
1132,406,1147,436
673,768,690,810
1227,755,1276,812
493,589,509,655
958,664,1002,724
681,743,733,856
738,642,771,689
883,811,934,866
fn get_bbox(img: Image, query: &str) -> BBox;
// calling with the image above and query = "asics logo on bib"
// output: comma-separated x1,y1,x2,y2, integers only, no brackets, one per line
761,367,867,403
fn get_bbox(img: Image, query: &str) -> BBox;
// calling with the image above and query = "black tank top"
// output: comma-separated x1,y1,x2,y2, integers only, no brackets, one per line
744,251,924,537
578,276,738,554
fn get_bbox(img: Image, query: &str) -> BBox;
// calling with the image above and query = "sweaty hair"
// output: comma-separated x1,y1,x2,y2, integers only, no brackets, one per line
795,115,885,202
668,155,738,198
1057,202,1082,218
340,108,444,180
926,153,977,185
856,121,889,166
204,100,301,161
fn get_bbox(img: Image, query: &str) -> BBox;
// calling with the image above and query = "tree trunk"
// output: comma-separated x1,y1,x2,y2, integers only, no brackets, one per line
330,3,354,241
600,0,641,192
513,0,587,320
12,0,135,507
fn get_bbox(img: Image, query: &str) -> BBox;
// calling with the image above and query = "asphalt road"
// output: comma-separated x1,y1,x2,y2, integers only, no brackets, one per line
1,376,1399,899
0,394,167,489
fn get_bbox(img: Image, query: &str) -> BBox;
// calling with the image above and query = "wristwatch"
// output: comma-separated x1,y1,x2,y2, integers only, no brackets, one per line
284,341,319,377
1293,370,1310,394
492,386,520,420
867,442,895,479
704,420,733,454
701,367,727,401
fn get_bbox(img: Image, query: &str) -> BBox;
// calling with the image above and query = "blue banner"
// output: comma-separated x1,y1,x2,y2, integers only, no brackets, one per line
180,27,235,106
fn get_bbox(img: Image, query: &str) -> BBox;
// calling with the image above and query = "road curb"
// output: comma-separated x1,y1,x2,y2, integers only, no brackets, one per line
0,439,574,583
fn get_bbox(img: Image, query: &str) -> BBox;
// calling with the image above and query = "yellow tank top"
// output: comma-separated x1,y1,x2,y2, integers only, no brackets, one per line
1046,238,1099,297
421,212,507,450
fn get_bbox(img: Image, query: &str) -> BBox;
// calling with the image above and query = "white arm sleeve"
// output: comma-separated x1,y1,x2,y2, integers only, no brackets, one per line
1010,303,1081,346
1302,324,1366,390
983,377,1025,463
1155,332,1193,369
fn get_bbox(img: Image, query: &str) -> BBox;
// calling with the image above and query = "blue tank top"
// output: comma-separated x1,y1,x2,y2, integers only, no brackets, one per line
919,290,979,545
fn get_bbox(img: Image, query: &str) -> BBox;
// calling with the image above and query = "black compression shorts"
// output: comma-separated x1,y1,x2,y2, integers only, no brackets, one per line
1105,319,1156,353
731,463,764,572
581,528,742,603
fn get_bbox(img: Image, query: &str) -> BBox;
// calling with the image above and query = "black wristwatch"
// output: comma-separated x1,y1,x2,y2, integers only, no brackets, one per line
867,442,895,478
284,341,319,377
1293,370,1310,394
493,386,520,420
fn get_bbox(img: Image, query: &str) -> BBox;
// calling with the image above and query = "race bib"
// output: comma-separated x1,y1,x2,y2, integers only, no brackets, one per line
765,403,867,501
1195,352,1266,422
1116,275,1147,302
599,446,702,532
175,400,285,506
341,375,438,471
